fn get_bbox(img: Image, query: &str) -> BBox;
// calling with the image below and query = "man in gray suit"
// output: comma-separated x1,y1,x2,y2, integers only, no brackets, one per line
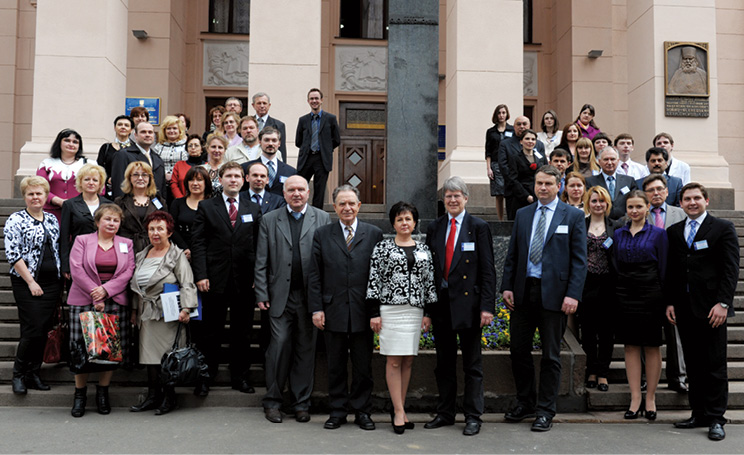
255,175,332,424
308,185,383,430
585,146,638,221
643,173,688,393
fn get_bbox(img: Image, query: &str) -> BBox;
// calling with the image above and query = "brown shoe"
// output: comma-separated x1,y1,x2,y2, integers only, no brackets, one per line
264,407,282,423
295,410,311,422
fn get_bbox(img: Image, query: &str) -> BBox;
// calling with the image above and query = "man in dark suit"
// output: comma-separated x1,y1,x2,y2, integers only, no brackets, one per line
295,88,341,209
255,175,331,424
502,165,587,432
636,147,683,206
243,127,296,197
642,173,688,393
111,122,165,198
585,146,637,220
252,92,288,162
308,184,383,431
666,183,739,441
242,161,286,214
191,161,262,397
497,116,546,220
424,176,496,436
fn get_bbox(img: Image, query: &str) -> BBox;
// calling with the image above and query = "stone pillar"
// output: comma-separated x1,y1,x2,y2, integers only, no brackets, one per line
16,0,128,184
386,0,439,220
248,0,321,162
627,0,731,204
441,0,524,207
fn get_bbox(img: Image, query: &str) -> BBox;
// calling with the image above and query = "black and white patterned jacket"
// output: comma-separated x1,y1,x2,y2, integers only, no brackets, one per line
366,238,437,317
4,210,60,279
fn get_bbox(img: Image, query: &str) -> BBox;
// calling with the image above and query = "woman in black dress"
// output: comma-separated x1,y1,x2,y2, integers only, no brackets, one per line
97,115,133,198
613,190,668,420
484,104,513,221
170,166,213,259
504,129,547,218
115,161,168,254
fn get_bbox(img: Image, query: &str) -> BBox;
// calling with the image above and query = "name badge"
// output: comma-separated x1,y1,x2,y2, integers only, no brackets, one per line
556,225,569,234
461,242,475,252
619,186,630,195
152,198,163,210
602,237,613,249
415,251,428,261
241,214,253,223
118,242,128,254
505,131,513,137
694,240,708,250
534,151,543,160
279,176,288,183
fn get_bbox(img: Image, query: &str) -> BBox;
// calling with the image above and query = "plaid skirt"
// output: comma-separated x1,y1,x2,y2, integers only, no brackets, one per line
68,300,130,374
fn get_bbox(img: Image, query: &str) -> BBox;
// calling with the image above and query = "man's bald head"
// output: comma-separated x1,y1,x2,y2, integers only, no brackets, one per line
514,116,531,136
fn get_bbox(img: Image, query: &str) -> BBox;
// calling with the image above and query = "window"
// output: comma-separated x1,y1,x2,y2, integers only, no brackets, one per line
210,0,250,34
523,0,533,44
339,0,388,40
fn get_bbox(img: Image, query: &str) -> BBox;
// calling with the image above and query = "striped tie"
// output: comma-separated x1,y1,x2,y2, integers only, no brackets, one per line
529,206,547,265
345,226,353,250
686,220,697,249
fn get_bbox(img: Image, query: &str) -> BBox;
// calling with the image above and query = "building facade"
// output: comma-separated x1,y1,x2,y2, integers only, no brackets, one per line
3,0,743,207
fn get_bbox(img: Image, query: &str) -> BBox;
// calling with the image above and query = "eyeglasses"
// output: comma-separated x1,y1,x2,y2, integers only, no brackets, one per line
132,173,150,179
644,186,666,194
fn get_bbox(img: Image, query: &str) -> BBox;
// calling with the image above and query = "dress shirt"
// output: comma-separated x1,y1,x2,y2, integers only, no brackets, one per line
287,203,308,217
257,115,268,130
339,218,358,238
135,143,153,166
617,159,649,180
249,189,266,204
222,193,240,213
684,211,707,244
445,210,466,248
527,197,559,279
651,202,668,226
259,155,280,171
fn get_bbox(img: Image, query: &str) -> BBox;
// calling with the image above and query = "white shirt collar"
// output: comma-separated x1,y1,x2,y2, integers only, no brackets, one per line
222,192,239,204
260,154,279,168
447,210,466,224
249,189,265,199
287,204,308,216
538,197,559,211
687,211,707,227
339,218,358,234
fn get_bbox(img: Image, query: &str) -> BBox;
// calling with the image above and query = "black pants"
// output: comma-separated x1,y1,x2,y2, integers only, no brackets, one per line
199,288,254,383
12,274,61,374
676,295,728,425
579,272,615,378
510,278,567,418
432,292,484,422
298,153,328,209
324,330,374,417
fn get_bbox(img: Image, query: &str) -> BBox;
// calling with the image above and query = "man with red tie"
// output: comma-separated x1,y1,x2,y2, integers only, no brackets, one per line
424,176,496,436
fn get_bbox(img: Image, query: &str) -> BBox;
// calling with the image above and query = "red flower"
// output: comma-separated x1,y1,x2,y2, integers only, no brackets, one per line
530,163,538,171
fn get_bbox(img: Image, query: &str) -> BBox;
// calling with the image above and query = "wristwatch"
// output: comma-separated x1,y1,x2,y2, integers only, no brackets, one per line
719,303,730,309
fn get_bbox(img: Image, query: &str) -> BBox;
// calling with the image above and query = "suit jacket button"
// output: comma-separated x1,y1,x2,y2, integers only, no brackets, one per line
464,291,468,296
463,275,467,279
465,259,470,263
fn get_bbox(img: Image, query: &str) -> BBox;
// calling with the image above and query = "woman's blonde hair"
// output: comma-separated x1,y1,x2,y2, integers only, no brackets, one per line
74,163,107,194
582,185,612,217
571,137,600,173
20,176,50,196
121,161,157,197
158,115,186,144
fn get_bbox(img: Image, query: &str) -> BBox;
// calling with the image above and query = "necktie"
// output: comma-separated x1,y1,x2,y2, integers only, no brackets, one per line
291,211,302,220
652,207,664,228
267,160,276,187
607,176,615,201
252,193,261,206
227,197,237,227
444,218,457,281
529,206,547,265
345,226,354,251
311,114,320,152
686,220,698,248
258,117,265,131
621,162,629,173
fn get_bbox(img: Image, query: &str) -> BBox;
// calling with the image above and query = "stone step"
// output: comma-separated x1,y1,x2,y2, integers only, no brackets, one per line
586,382,744,411
0,290,16,303
0,323,19,339
0,306,17,322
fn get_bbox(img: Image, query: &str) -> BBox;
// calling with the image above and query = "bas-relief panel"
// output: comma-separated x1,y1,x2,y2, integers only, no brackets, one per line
523,51,537,97
203,40,250,87
335,45,387,92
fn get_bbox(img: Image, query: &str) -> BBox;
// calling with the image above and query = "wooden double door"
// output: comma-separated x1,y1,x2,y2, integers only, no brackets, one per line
338,102,386,204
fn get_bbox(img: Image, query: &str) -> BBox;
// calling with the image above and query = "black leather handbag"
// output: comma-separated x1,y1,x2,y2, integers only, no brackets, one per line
160,323,209,386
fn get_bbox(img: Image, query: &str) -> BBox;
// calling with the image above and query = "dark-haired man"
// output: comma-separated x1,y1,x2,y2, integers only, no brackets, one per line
638,147,682,206
243,127,296,196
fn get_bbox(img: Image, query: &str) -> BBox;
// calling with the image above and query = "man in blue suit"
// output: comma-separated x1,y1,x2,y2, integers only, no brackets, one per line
502,165,587,432
636,147,683,206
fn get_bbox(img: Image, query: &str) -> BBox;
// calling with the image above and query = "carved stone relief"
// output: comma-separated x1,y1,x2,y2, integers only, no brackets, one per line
335,46,387,92
523,52,537,97
203,40,250,87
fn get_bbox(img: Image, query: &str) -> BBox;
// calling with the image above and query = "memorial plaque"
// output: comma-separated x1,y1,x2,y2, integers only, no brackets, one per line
665,97,709,118
664,41,709,118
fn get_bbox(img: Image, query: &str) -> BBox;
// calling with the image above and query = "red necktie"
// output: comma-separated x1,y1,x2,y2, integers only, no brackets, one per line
228,197,237,227
444,218,456,281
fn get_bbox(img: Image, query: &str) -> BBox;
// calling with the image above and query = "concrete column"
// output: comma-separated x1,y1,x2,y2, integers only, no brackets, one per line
16,0,128,183
248,0,321,163
442,0,523,205
627,0,730,201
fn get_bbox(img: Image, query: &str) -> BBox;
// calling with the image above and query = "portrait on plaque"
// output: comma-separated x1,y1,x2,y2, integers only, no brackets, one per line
665,42,709,97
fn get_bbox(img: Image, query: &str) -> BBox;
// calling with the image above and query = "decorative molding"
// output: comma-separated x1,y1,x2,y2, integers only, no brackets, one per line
523,52,538,97
335,45,387,92
203,40,250,87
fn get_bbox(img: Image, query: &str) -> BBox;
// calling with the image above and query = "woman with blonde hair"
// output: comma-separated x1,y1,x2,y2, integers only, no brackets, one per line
115,161,167,253
219,111,242,148
202,134,229,195
152,115,187,189
571,137,601,179
60,163,112,279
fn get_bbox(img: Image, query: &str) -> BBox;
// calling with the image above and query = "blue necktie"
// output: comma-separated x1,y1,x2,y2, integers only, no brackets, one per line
291,211,302,220
311,114,320,152
252,193,261,206
686,220,698,249
607,176,615,201
267,161,276,187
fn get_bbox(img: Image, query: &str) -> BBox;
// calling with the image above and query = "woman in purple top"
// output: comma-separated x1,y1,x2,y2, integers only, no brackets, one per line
574,103,601,140
613,190,668,422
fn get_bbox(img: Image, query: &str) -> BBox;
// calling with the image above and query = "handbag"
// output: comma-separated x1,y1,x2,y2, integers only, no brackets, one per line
79,311,123,364
43,304,67,364
160,323,209,386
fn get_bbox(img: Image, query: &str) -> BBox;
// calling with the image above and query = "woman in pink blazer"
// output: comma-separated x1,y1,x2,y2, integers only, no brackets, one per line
67,204,135,418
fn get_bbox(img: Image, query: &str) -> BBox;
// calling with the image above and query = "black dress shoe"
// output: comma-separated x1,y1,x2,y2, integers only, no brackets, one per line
404,421,415,430
24,373,51,391
597,383,609,392
232,379,255,394
193,382,209,397
531,416,553,432
424,415,454,429
11,376,27,395
645,409,657,421
295,410,310,423
708,423,726,441
504,405,536,422
674,416,707,429
354,413,375,430
668,382,688,393
585,380,598,389
324,416,347,429
264,408,282,423
463,421,481,436
624,407,644,420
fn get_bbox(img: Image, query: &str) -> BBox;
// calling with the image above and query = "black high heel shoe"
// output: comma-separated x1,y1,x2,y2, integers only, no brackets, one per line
624,401,645,420
645,401,657,421
390,410,406,434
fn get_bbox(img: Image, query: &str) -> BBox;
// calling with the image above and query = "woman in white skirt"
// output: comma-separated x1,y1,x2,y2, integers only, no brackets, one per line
367,201,437,434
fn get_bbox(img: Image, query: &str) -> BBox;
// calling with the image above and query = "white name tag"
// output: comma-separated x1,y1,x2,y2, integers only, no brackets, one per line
279,176,288,183
415,251,428,261
505,131,513,137
694,240,708,250
152,198,163,209
534,151,543,159
620,186,630,195
461,242,475,252
602,237,613,249
118,242,128,254
556,225,568,234
241,214,253,223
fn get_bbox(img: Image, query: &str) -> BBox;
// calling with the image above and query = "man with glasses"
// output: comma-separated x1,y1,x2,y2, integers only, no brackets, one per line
637,147,682,206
